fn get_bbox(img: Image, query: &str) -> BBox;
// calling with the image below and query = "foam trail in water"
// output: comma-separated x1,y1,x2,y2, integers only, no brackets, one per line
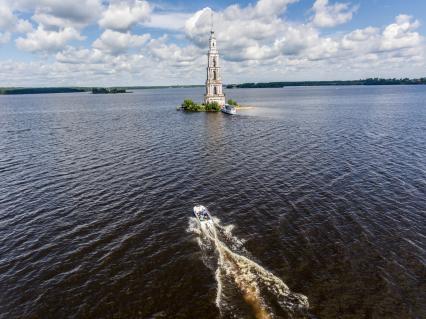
188,216,309,319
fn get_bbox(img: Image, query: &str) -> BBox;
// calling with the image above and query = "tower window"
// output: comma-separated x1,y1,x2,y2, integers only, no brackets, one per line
213,70,217,80
214,86,217,95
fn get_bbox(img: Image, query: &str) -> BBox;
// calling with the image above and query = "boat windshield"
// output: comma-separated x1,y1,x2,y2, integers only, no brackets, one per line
199,210,208,220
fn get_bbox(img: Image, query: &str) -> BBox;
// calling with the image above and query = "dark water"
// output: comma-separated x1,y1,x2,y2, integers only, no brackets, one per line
0,86,425,319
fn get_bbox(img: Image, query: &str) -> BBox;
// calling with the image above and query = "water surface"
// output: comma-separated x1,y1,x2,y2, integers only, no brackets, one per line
0,86,425,318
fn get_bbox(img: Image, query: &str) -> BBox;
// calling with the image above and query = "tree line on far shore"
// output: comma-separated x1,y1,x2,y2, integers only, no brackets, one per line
0,87,86,95
0,87,128,95
226,78,426,89
1,77,425,95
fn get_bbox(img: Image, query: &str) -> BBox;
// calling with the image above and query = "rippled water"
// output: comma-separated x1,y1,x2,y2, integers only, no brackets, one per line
0,86,425,318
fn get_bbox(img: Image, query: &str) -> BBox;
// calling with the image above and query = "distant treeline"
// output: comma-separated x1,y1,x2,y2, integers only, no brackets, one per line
0,87,87,95
226,78,426,89
0,85,204,95
0,87,129,95
125,85,204,89
1,78,425,95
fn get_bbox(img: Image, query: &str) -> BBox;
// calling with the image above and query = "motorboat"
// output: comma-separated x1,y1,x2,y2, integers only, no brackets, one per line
193,205,212,223
193,205,216,238
221,104,236,115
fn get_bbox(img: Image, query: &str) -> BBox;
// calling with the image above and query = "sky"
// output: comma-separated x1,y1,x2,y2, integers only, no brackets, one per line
0,0,425,86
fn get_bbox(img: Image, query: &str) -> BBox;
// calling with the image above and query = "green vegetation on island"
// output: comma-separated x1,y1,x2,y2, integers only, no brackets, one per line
180,99,221,112
227,99,238,106
0,87,86,95
205,101,221,112
92,87,128,94
226,77,426,89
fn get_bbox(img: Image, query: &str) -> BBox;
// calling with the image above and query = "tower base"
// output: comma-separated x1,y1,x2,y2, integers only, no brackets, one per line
204,94,226,107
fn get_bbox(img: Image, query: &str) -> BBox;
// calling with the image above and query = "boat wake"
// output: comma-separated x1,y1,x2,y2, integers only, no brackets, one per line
188,216,309,319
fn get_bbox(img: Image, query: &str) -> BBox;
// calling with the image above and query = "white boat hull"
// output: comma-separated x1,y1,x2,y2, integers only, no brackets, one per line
221,104,236,115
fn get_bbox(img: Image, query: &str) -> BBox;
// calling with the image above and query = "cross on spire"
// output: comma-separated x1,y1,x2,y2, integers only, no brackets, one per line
210,10,214,33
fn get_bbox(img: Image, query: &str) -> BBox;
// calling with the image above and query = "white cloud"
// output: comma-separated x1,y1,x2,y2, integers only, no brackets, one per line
147,36,202,66
16,19,33,33
339,15,423,55
185,0,299,48
184,6,323,62
99,0,151,31
182,3,425,81
144,12,191,31
93,29,150,54
0,1,33,38
341,26,379,51
0,2,16,30
28,0,103,28
56,46,106,64
16,26,84,52
252,0,298,17
380,15,422,51
311,0,357,28
183,2,424,68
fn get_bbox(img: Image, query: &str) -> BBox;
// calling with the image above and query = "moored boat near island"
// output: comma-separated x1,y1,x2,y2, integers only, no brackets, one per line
221,103,237,115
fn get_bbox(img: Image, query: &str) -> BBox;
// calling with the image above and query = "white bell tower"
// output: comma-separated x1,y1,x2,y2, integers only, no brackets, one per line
204,28,226,106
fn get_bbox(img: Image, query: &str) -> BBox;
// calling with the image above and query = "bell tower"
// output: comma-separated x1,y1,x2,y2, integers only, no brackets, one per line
204,29,225,106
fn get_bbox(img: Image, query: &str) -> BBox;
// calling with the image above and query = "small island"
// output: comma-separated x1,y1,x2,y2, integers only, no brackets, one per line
179,99,238,112
92,87,128,94
180,99,221,112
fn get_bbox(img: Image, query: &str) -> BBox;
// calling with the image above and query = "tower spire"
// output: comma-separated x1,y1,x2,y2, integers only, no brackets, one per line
210,10,214,33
